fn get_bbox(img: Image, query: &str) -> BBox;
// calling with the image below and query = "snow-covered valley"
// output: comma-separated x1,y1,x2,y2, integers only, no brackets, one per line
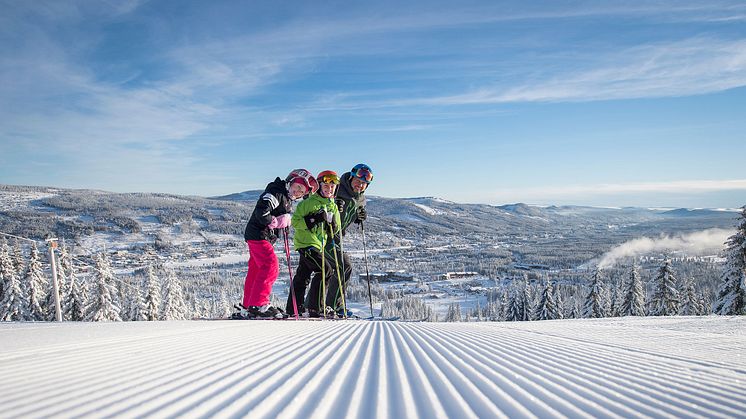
1,316,744,418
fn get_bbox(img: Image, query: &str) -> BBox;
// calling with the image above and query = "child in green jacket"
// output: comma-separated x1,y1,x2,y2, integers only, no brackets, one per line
285,170,344,318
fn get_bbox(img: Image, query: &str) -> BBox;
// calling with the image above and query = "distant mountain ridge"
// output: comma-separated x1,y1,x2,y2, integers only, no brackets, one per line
1,184,739,245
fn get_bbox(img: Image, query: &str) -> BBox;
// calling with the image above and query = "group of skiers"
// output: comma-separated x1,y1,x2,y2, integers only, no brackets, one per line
238,164,373,319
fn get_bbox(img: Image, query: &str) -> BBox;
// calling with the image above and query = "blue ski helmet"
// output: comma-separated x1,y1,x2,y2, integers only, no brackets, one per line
351,163,373,183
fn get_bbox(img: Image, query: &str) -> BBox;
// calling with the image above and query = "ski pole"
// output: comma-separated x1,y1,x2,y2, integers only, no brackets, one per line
321,228,327,319
327,223,347,318
283,228,299,320
360,221,374,318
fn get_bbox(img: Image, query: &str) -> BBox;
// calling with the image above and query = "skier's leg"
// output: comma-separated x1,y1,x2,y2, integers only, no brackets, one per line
286,251,313,314
242,241,259,308
304,248,328,314
324,249,343,310
340,250,352,305
245,240,280,307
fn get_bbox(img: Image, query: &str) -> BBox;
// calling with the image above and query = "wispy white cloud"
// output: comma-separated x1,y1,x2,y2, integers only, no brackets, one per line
494,179,746,199
389,37,746,106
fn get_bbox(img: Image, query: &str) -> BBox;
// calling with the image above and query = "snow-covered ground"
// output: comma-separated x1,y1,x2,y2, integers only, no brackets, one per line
1,316,744,418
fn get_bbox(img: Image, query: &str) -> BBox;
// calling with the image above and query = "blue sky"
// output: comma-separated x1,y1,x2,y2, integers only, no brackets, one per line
1,0,745,207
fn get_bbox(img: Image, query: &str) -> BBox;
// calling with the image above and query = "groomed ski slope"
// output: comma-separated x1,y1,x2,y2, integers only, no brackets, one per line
1,316,744,418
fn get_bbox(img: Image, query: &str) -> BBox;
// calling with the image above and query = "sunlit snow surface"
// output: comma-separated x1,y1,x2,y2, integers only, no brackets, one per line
1,316,744,418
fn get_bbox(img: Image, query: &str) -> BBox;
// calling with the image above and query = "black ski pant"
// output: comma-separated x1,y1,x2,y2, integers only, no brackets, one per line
325,249,352,310
285,246,340,315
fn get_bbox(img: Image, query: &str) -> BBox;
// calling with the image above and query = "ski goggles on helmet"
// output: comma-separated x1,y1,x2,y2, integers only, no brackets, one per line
317,171,340,185
352,166,373,183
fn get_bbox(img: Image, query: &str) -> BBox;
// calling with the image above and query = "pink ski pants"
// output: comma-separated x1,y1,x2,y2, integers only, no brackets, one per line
242,240,279,307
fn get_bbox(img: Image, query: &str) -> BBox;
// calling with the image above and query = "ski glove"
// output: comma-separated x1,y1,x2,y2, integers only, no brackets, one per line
267,216,279,230
334,198,345,214
276,214,291,229
355,207,367,223
304,209,330,230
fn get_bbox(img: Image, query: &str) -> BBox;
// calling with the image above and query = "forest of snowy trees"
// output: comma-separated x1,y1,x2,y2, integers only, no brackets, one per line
1,207,744,322
0,236,231,322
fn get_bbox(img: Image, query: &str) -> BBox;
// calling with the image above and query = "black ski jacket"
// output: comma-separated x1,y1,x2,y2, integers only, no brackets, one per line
243,177,293,242
335,172,366,236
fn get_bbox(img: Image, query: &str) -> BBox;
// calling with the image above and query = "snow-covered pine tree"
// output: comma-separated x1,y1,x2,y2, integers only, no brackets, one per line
714,206,746,315
119,279,135,321
648,258,680,316
473,301,483,321
568,303,580,319
609,278,623,317
583,269,608,318
24,242,48,321
444,302,462,322
64,275,86,321
620,262,646,316
534,280,561,320
554,284,566,318
128,280,148,321
62,248,85,321
0,238,9,301
505,286,521,322
85,253,122,322
53,240,71,307
144,264,161,321
519,275,533,321
161,267,187,320
219,289,232,318
680,277,701,316
11,239,25,276
0,241,29,321
498,287,509,320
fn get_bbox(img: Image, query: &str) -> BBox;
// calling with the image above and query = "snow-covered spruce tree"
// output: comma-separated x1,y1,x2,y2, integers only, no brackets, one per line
11,239,25,276
648,258,680,316
568,303,580,319
505,279,532,321
219,289,232,318
144,264,161,321
85,253,122,322
534,280,562,320
0,241,29,321
680,277,701,316
24,243,48,321
0,238,9,301
51,240,71,311
554,284,566,318
473,301,483,322
714,206,746,315
381,296,435,321
609,279,623,317
64,275,86,321
498,287,509,321
620,262,646,316
583,269,608,318
62,249,85,321
127,280,148,321
519,275,533,321
161,267,187,320
444,302,462,322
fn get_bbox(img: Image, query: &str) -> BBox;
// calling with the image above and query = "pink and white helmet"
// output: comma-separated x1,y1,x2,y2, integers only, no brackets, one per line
285,169,319,194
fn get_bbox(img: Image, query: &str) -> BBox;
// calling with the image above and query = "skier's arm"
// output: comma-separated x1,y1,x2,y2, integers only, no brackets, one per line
254,192,280,228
